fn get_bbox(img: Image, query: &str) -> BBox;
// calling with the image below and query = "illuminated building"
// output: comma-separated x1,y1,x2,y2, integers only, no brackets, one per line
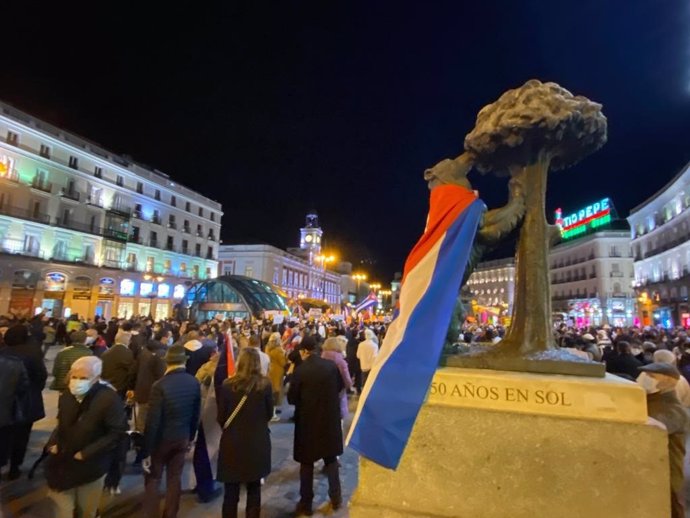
0,101,221,320
628,160,690,327
466,258,515,325
218,212,348,308
550,197,634,326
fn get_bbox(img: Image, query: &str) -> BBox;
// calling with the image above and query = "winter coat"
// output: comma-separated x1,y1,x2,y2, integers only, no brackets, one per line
0,354,29,427
45,382,127,491
321,350,352,418
101,343,135,395
51,345,92,391
605,353,643,380
129,332,147,360
0,341,47,422
133,345,166,404
216,379,273,483
287,354,344,463
185,341,214,376
144,368,201,454
267,345,287,393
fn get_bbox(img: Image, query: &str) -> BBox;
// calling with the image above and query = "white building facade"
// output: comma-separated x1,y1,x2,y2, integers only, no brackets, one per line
549,230,635,327
628,161,690,328
466,258,516,325
218,212,346,308
0,101,221,320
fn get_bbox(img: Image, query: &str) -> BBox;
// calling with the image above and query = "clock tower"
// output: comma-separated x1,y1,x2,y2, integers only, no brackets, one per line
300,209,323,260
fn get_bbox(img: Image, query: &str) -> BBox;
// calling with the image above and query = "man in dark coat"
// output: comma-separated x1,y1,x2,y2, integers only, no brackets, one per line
606,341,643,380
101,330,135,398
45,356,126,518
0,347,29,482
288,335,344,516
0,325,47,479
129,322,148,360
638,362,689,518
143,345,201,518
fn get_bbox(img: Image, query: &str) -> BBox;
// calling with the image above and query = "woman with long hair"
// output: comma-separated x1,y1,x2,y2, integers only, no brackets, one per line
217,348,273,518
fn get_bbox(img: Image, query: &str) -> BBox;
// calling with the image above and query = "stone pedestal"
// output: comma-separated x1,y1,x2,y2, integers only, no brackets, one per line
350,368,670,518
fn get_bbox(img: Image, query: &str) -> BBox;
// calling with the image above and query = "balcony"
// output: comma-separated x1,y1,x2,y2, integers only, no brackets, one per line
55,217,99,236
108,205,132,218
60,189,80,202
182,226,191,234
30,179,52,193
208,233,216,242
102,228,129,242
86,195,104,208
151,216,161,225
167,222,177,230
102,259,124,269
0,169,20,183
610,272,624,278
0,205,51,225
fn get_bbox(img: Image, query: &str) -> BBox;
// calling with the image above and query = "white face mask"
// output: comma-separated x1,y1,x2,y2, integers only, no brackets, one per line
69,378,94,397
85,336,96,345
636,372,659,394
167,337,174,346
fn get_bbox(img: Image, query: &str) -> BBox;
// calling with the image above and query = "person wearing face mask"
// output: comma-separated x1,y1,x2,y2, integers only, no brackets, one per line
45,356,126,518
636,362,689,518
50,330,93,392
85,328,107,357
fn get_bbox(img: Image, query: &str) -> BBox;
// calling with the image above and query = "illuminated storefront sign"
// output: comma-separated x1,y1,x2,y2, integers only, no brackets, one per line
140,282,154,297
555,197,612,240
173,284,186,299
157,284,171,298
120,279,136,297
44,273,67,291
99,277,115,295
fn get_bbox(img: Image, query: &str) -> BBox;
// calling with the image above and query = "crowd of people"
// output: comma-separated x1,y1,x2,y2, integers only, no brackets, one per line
0,312,385,518
2,311,690,517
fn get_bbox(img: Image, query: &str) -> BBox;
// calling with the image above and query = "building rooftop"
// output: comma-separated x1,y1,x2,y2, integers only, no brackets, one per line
0,100,222,210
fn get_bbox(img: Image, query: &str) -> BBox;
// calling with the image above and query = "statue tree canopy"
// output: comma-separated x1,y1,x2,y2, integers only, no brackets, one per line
460,80,607,368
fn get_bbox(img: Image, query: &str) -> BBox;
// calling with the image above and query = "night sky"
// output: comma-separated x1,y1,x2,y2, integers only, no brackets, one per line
2,1,689,282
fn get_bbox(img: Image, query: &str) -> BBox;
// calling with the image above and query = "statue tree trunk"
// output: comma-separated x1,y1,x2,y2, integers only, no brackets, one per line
500,154,555,354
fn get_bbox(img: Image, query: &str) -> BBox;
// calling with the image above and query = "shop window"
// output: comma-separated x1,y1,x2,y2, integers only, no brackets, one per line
164,259,171,273
120,279,136,296
157,284,171,298
99,277,115,295
117,301,134,318
173,284,186,299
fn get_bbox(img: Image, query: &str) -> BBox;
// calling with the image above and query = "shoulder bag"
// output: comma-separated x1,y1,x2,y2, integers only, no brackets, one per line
223,381,255,430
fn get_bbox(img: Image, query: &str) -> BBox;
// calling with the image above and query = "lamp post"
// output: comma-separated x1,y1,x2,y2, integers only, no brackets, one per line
315,254,336,302
352,273,367,300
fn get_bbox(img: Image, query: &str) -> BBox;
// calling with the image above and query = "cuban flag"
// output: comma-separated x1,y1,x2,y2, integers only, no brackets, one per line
346,184,484,469
354,292,378,315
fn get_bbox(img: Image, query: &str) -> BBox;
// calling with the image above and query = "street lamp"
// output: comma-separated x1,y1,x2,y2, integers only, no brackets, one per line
315,253,336,301
352,273,367,299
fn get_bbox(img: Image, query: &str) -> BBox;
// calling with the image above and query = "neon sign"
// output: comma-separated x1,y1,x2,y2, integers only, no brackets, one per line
555,198,612,240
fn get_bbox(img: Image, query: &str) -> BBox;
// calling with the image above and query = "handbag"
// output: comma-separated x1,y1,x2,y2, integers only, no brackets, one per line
222,382,255,430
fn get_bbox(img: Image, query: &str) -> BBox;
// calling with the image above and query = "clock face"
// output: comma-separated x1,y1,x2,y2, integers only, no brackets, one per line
305,235,313,243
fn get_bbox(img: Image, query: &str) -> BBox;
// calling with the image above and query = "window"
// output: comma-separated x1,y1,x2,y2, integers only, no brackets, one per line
183,220,190,232
150,231,158,247
39,144,50,158
180,262,187,274
182,239,189,254
68,156,78,169
195,243,201,256
207,246,213,259
134,203,143,218
116,175,124,187
155,189,160,201
168,214,176,229
166,236,174,251
171,195,176,207
245,266,254,277
94,166,102,178
32,201,41,219
131,226,140,241
136,182,143,194
152,209,160,224
6,131,18,146
146,256,154,272
164,259,171,273
210,212,215,222
185,201,191,212
196,224,202,236
198,207,203,217
192,265,200,278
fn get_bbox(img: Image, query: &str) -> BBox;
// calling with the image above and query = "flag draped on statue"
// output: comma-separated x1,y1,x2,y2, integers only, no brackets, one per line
346,184,484,469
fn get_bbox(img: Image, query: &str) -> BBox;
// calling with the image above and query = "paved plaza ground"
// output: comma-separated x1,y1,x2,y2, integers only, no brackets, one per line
0,348,358,518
